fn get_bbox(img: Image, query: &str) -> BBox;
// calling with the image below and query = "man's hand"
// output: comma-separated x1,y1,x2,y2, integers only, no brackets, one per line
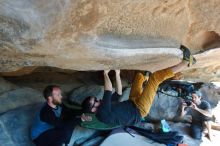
115,69,122,95
115,70,120,74
104,70,110,74
180,100,188,118
181,100,187,110
81,113,92,122
104,70,112,91
190,102,198,110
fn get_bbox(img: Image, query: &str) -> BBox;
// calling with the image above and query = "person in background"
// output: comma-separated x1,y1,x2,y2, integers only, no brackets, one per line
180,90,213,140
31,85,80,146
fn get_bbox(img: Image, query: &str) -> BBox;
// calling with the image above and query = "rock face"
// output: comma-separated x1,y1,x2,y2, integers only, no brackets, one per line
0,0,220,81
0,87,43,113
0,77,17,94
0,104,40,146
147,90,181,121
69,85,104,104
68,85,132,104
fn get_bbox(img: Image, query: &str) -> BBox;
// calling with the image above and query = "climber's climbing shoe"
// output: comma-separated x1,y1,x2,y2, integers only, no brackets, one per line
180,45,196,66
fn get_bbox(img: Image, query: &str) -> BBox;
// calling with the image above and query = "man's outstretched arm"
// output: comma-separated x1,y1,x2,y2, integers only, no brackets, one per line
115,70,122,95
191,102,212,117
104,70,112,91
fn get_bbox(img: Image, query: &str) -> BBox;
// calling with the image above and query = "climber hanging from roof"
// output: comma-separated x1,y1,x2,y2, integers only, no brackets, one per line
80,45,196,127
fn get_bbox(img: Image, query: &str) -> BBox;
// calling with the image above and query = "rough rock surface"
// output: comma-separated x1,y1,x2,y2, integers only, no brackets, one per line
0,77,17,94
1,0,220,81
69,85,130,104
101,132,166,146
0,87,43,113
69,85,104,104
0,104,40,146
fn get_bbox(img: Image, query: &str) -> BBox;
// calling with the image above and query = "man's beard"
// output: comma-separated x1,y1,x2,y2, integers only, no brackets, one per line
52,99,62,105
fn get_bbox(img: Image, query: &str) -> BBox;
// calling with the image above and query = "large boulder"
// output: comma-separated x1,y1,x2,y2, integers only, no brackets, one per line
68,126,102,146
147,91,181,121
0,87,43,113
100,122,220,146
0,104,40,146
101,132,165,146
69,85,104,104
199,83,220,107
0,77,17,94
68,85,132,105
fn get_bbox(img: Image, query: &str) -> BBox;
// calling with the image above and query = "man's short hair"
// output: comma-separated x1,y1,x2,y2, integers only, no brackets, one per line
43,85,60,100
192,90,202,97
81,96,93,113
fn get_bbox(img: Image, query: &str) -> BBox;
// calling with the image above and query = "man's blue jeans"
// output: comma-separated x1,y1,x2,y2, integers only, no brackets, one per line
190,124,203,140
